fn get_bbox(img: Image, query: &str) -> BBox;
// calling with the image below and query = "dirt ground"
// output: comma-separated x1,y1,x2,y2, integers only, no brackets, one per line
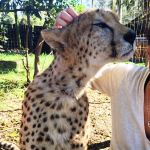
87,89,111,150
0,89,112,150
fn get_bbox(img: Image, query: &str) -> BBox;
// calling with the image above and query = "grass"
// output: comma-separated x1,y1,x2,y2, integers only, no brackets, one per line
0,52,54,111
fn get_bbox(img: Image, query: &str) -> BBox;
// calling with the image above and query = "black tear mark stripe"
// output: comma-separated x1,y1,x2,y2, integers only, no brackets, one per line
111,40,117,57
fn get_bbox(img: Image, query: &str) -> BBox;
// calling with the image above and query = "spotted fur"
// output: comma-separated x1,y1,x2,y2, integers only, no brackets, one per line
0,9,135,150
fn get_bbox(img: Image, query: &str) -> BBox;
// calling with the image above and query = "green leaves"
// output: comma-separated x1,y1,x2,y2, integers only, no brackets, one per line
0,0,81,26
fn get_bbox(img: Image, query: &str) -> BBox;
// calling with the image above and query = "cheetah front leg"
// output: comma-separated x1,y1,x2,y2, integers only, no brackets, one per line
68,93,90,150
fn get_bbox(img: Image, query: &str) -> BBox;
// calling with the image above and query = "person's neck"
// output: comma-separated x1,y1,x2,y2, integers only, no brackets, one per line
144,74,150,90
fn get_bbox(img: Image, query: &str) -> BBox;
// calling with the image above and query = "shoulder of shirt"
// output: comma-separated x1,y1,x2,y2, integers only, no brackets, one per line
95,63,147,78
103,63,146,71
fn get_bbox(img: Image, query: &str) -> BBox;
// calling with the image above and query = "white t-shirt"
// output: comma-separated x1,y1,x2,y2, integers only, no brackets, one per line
91,63,150,150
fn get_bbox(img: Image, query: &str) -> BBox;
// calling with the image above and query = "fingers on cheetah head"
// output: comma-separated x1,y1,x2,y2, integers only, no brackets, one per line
41,9,136,68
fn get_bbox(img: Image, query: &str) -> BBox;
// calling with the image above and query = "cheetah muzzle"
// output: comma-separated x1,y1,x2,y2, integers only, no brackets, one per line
0,9,136,150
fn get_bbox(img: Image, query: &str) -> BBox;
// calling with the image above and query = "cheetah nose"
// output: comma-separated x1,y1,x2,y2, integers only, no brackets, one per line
123,29,136,45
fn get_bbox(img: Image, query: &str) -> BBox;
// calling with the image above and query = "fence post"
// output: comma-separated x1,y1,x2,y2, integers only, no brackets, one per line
22,14,31,85
14,9,20,49
33,35,44,78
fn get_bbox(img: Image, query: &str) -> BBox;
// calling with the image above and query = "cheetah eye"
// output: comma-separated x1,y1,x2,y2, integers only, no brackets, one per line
92,22,113,33
92,22,109,28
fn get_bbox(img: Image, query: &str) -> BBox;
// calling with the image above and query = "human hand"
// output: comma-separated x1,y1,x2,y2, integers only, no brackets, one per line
55,7,78,28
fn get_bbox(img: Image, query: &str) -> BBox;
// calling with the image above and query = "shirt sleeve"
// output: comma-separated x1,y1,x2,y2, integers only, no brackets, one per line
90,63,129,96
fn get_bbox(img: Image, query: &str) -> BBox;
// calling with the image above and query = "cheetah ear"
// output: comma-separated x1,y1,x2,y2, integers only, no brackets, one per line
41,28,68,51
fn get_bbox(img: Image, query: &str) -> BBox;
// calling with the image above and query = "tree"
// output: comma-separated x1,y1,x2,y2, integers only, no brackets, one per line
107,0,143,23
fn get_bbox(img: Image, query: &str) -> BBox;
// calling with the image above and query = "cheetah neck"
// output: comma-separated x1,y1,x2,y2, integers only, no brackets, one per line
44,54,100,99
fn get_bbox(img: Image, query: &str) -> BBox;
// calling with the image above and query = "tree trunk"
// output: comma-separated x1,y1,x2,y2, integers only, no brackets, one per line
33,35,44,77
22,12,31,86
33,11,51,78
112,0,117,11
14,9,20,49
115,0,122,22
92,0,94,7
25,27,30,84
144,0,149,11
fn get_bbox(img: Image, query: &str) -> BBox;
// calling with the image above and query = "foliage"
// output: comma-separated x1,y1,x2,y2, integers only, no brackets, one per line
0,12,15,24
0,0,53,18
106,0,143,24
0,52,54,104
0,0,84,27
74,4,86,13
121,0,143,24
0,32,8,43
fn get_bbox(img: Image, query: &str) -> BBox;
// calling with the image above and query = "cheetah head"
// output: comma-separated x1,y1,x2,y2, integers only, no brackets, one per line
41,9,136,71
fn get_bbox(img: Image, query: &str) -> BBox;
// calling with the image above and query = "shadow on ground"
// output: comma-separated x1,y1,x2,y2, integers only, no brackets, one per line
88,140,110,150
0,60,17,73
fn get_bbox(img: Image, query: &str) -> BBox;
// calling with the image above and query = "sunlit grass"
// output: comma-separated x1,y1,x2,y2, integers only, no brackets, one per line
0,52,54,110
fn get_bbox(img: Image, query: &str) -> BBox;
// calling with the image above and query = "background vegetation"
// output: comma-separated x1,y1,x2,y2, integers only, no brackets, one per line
0,53,53,110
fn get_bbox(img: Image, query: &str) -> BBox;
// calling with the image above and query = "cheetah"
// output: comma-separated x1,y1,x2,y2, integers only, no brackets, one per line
0,9,136,150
